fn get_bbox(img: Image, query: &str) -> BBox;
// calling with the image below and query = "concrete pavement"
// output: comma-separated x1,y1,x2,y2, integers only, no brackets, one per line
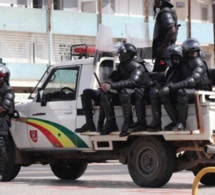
0,163,214,195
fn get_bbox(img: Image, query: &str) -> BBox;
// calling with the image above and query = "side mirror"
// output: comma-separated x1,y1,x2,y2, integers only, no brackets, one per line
38,89,46,107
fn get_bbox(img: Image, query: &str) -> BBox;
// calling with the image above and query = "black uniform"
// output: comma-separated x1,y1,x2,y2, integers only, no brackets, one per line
0,83,15,179
109,57,152,136
152,6,178,72
159,56,212,130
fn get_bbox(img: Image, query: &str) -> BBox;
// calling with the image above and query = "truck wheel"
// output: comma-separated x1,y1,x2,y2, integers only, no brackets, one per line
2,136,21,181
50,162,88,180
128,136,175,187
193,169,215,186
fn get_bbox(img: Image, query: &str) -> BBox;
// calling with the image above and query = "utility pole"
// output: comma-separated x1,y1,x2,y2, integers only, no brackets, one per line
48,0,52,65
144,0,150,45
213,0,215,64
188,0,191,38
98,0,102,29
145,0,149,23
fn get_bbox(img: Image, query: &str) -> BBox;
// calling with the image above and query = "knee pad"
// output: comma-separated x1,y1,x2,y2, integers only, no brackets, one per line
176,89,188,105
119,90,130,104
149,88,159,99
134,90,144,101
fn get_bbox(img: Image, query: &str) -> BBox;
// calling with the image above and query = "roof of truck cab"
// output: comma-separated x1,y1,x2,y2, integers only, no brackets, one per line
52,58,94,67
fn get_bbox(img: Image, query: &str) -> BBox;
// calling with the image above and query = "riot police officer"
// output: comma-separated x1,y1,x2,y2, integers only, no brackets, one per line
152,0,178,72
0,64,15,180
159,38,212,131
147,44,182,131
100,43,152,137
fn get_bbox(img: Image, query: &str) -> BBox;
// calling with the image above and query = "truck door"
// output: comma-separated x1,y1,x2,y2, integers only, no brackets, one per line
27,66,88,149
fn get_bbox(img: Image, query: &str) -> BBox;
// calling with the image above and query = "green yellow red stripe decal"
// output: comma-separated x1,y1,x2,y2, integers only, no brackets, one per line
27,118,88,148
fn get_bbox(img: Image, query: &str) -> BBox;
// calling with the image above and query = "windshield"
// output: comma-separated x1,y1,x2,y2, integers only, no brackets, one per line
28,65,52,100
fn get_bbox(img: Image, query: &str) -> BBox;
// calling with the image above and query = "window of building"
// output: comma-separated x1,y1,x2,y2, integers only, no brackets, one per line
33,0,48,8
63,0,78,11
17,0,27,7
0,0,17,6
201,5,208,21
143,0,154,17
33,0,42,8
53,0,61,10
129,0,143,16
102,0,115,14
81,0,97,13
175,0,187,20
54,0,78,11
116,0,128,15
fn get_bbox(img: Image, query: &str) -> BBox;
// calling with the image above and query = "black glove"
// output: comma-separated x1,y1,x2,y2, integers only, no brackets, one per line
167,82,177,91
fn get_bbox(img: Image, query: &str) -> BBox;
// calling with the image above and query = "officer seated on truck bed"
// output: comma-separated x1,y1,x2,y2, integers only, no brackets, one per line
156,38,212,131
99,42,153,137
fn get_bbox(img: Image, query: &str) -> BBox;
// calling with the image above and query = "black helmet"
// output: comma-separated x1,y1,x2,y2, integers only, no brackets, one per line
182,38,200,53
170,45,183,58
119,43,137,62
199,49,205,60
0,64,10,84
154,0,174,8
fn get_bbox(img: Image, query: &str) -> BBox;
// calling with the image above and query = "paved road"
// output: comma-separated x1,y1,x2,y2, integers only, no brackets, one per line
0,162,214,195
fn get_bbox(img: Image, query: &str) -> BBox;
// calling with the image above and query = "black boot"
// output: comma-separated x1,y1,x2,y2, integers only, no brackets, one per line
172,123,186,131
96,105,105,133
147,103,162,132
75,92,96,133
119,91,133,137
162,97,178,131
119,122,130,137
128,121,147,133
147,88,162,132
129,92,147,133
100,118,119,135
75,116,96,133
172,95,188,131
164,122,176,131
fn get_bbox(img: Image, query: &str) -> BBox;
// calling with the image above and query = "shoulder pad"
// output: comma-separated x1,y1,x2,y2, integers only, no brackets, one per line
129,60,141,69
0,84,13,94
161,12,175,28
133,55,144,63
189,57,205,69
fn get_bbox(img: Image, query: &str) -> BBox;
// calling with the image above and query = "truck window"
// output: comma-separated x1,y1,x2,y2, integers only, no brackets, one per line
43,67,78,101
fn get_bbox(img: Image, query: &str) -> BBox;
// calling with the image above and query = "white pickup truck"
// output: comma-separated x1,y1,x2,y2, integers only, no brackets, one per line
4,44,215,188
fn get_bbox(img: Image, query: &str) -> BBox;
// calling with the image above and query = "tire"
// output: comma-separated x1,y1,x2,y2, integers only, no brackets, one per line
2,135,21,181
193,167,215,186
128,136,175,188
50,162,88,180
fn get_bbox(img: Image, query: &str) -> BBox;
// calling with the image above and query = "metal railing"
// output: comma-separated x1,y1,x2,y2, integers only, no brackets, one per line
192,167,215,195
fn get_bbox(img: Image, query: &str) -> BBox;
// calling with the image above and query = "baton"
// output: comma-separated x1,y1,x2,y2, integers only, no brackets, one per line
94,72,102,87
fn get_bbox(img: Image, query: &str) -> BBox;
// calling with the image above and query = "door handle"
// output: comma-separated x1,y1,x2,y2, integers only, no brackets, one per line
32,113,46,116
64,110,72,114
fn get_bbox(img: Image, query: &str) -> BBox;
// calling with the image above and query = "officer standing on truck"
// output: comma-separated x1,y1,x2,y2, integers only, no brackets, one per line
158,38,212,131
0,64,14,180
152,0,179,72
99,42,152,137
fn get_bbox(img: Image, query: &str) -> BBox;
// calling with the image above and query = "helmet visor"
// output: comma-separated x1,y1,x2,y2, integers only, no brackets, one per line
111,42,126,56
